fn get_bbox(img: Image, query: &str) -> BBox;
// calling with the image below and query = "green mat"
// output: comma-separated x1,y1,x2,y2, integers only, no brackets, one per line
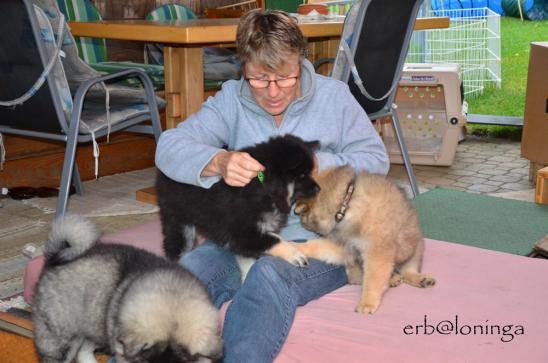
412,188,548,256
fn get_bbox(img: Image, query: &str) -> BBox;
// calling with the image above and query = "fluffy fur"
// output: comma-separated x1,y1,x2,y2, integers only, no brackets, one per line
157,134,320,267
33,215,222,363
294,166,435,314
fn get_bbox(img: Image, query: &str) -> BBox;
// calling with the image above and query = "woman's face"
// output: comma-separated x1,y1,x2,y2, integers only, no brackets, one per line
244,53,301,118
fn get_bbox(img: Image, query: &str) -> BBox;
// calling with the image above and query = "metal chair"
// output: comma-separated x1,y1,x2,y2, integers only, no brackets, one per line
331,0,423,196
0,0,163,216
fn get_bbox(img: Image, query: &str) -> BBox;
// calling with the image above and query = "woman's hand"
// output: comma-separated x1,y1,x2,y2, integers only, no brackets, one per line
202,151,264,187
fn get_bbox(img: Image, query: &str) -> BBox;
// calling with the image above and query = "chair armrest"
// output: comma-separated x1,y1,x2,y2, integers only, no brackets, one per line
313,57,335,70
76,68,155,91
71,68,158,125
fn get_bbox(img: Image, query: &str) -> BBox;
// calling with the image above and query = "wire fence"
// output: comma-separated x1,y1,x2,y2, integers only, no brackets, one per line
407,7,501,100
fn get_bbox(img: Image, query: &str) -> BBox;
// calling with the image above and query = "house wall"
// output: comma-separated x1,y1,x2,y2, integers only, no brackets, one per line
92,0,239,19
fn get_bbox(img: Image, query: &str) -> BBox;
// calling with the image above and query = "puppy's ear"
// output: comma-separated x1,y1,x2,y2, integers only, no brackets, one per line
294,201,309,215
305,140,320,152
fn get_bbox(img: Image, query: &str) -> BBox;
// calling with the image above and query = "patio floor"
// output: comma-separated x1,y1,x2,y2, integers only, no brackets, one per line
389,135,534,200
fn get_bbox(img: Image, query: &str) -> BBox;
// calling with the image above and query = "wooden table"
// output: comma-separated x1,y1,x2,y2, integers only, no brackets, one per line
70,17,449,129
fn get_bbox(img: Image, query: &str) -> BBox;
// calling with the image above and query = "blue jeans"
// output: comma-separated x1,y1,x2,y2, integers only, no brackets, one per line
182,241,347,363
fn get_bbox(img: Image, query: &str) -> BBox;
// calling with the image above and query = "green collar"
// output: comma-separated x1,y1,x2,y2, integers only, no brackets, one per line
257,171,265,184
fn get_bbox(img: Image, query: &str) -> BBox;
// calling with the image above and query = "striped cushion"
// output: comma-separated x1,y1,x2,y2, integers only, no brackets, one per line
145,3,197,21
91,61,165,89
56,0,166,90
56,0,107,64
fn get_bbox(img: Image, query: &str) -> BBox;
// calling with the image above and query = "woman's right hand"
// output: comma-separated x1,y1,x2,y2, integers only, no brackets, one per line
202,151,264,187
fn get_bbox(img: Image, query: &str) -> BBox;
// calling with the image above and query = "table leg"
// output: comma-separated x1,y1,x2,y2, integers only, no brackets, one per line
136,46,205,204
164,45,204,129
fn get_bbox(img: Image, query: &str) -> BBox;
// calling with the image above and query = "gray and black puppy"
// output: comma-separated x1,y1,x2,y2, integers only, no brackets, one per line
32,214,222,363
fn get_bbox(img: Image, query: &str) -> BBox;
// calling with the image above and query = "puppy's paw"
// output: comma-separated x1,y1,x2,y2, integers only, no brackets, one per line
288,249,309,268
402,272,436,288
267,240,309,268
389,273,403,287
420,275,436,288
355,298,380,314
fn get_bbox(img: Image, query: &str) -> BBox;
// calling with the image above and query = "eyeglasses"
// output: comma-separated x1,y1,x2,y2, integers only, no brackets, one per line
246,76,299,89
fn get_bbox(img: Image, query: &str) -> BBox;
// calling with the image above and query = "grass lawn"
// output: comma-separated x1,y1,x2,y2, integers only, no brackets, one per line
467,16,548,116
466,16,547,139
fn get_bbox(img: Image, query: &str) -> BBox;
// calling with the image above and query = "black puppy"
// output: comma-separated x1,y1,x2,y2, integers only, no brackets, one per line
157,135,320,266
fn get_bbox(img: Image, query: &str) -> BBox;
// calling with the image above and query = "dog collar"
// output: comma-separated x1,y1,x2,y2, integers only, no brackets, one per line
335,179,355,223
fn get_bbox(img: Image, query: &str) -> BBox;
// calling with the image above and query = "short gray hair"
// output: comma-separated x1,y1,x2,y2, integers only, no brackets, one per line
236,10,307,71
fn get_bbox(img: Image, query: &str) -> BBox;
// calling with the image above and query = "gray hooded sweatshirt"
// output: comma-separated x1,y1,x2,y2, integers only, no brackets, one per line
155,59,389,241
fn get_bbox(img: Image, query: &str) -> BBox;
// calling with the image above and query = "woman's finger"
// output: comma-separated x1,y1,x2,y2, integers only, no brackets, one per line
240,153,265,173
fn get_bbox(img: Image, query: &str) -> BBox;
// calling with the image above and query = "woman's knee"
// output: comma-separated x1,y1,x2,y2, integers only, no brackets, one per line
179,241,241,307
180,242,236,276
244,257,294,291
245,257,348,306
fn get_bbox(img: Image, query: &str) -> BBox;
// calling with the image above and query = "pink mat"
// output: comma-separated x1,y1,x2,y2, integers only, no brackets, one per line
23,218,548,362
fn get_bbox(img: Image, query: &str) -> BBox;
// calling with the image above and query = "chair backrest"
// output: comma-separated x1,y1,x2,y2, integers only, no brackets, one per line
0,0,71,134
56,0,107,64
332,0,423,119
146,4,197,21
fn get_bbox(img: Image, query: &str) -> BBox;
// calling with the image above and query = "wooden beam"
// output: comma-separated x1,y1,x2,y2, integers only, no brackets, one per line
467,114,523,126
536,167,548,205
414,16,450,31
136,186,158,205
2,135,156,188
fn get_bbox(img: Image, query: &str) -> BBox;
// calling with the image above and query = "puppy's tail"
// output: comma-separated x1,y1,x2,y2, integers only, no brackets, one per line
45,214,100,264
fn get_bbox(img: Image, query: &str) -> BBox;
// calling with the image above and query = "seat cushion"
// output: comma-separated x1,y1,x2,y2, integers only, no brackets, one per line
79,84,166,133
23,219,548,362
91,61,165,90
